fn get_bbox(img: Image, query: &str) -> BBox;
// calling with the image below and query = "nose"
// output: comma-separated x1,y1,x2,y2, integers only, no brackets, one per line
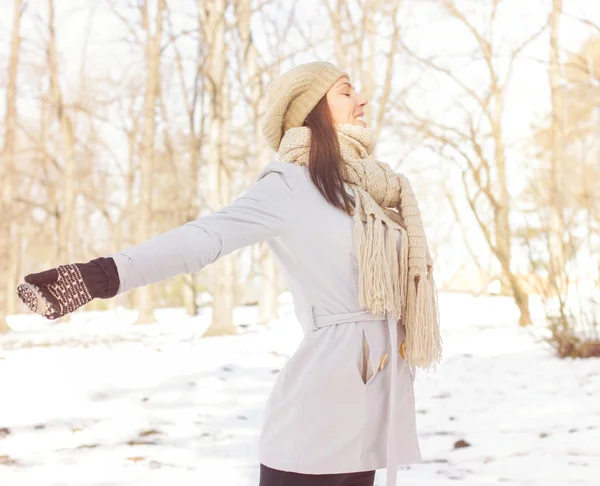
358,96,368,108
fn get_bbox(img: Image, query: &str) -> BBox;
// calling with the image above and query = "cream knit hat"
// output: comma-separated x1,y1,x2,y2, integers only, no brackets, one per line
262,61,348,152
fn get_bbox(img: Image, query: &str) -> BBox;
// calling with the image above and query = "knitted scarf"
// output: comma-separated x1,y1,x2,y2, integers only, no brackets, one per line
277,123,443,370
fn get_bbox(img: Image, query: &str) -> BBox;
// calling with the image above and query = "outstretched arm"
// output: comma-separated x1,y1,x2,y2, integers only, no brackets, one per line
17,164,296,319
108,164,295,294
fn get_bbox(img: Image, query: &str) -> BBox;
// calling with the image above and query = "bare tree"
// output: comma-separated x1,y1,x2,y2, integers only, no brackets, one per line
162,2,207,317
234,0,282,325
200,0,237,336
546,0,568,317
47,0,78,264
523,17,600,356
131,0,166,324
395,0,546,326
0,0,25,332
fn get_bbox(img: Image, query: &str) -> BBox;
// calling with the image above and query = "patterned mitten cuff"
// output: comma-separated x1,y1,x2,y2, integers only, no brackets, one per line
81,257,120,299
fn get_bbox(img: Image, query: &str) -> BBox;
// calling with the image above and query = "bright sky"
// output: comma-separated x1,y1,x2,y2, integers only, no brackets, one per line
1,0,598,151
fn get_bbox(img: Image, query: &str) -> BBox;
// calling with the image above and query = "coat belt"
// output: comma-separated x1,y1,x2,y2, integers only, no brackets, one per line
311,308,400,486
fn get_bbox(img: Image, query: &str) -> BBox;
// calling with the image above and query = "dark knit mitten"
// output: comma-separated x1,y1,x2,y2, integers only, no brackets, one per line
16,257,120,320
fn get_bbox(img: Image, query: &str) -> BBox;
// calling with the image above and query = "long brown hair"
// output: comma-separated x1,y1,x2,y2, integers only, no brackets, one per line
303,97,354,215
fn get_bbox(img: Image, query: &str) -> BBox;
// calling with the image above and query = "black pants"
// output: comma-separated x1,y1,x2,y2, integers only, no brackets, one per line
259,464,376,486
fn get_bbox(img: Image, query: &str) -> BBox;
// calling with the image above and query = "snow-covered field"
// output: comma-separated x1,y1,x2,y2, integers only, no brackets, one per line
0,292,598,486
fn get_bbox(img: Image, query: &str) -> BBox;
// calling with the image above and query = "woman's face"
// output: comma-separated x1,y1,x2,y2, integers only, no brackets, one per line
326,76,368,127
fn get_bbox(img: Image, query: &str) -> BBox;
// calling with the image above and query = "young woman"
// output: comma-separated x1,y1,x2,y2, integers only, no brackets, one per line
17,61,443,486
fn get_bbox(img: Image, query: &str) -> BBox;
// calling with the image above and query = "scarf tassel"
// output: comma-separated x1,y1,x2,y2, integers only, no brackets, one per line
404,270,443,370
355,215,409,319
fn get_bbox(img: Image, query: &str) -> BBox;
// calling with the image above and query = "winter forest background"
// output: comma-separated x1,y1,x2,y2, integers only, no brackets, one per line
0,1,599,485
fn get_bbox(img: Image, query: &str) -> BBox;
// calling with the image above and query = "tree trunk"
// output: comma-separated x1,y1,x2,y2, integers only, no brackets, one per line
134,0,165,324
201,0,236,337
0,0,24,333
235,0,280,325
48,0,77,264
183,274,199,316
491,99,532,325
548,0,568,311
164,1,206,317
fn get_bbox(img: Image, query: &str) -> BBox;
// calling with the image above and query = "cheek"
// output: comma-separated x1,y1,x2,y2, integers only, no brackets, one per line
328,98,353,123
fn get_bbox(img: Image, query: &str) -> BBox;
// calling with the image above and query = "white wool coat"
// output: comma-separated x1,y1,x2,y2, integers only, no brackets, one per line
109,162,422,486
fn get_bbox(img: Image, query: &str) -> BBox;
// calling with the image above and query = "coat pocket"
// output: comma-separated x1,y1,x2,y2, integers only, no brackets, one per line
358,329,377,385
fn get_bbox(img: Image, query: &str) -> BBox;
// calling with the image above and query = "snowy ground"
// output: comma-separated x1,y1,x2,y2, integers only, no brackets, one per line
0,292,598,486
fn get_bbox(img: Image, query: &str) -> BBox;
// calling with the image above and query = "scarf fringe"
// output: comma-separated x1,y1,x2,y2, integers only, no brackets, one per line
354,199,442,370
355,214,407,320
404,271,443,370
398,227,409,319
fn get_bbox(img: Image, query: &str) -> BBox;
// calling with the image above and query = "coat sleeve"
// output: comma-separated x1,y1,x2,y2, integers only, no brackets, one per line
107,163,296,295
